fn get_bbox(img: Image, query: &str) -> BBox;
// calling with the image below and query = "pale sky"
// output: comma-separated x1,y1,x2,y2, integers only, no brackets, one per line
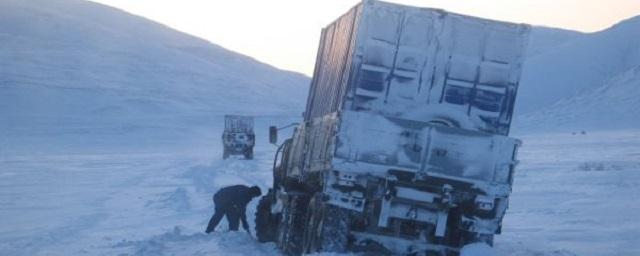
90,0,640,76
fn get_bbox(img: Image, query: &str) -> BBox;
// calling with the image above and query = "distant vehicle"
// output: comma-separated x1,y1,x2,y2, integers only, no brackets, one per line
255,1,530,255
222,115,255,159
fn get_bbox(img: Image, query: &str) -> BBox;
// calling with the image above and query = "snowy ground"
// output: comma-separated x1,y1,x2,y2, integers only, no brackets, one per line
1,119,639,255
496,130,640,256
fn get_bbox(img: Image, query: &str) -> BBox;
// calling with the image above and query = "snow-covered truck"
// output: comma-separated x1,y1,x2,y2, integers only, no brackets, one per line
222,115,255,159
256,0,530,255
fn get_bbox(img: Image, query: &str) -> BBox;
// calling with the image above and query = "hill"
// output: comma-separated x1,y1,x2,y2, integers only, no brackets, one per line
0,0,309,153
516,16,640,116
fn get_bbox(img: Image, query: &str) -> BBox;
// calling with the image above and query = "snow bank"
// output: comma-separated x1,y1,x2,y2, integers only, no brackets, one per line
114,226,277,256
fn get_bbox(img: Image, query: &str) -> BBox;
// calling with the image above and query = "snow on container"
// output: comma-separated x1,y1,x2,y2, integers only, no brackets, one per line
304,0,530,135
257,1,530,255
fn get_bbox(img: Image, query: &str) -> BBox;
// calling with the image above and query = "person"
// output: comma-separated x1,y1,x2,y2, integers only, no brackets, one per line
205,185,262,234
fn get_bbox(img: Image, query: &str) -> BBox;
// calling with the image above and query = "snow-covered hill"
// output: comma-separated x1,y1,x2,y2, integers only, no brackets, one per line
0,0,308,129
0,0,309,154
515,65,640,133
516,16,640,116
525,27,585,58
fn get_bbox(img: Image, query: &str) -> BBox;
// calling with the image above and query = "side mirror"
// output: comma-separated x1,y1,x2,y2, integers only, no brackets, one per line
269,126,278,144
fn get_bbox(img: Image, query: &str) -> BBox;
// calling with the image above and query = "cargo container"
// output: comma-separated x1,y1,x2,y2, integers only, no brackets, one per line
304,0,528,135
256,1,530,255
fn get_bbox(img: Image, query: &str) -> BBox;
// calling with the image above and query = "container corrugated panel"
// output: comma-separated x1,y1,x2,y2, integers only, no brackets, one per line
304,0,530,136
304,4,362,121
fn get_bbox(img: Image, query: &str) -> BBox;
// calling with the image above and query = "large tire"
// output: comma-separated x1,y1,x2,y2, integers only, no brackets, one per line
255,193,278,243
277,195,308,255
319,204,350,253
223,147,229,159
302,194,322,254
302,194,350,254
244,147,254,160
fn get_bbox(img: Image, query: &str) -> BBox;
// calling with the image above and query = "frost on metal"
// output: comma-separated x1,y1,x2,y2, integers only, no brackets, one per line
305,0,530,136
262,1,530,255
333,111,518,188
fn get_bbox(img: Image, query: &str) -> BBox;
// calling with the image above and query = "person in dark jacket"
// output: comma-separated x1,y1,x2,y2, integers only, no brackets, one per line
205,185,262,234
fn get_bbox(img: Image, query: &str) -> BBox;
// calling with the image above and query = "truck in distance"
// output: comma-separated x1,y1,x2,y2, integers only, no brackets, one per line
256,0,530,255
222,115,255,159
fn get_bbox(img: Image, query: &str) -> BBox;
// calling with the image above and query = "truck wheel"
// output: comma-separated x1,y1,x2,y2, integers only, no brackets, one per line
318,204,350,253
277,195,308,255
223,147,229,159
255,192,278,243
244,148,254,160
302,194,350,253
302,194,323,253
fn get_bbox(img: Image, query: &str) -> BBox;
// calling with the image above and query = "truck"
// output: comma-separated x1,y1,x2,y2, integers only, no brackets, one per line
256,1,530,255
222,115,255,159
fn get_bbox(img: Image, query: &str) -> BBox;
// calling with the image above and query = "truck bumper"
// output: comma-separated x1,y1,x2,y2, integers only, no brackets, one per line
323,169,504,254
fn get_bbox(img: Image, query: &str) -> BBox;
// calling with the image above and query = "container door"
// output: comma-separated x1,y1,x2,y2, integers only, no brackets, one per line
353,4,403,110
387,9,438,107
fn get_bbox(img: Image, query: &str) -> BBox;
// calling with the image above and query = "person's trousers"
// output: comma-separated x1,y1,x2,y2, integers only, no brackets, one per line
206,203,240,232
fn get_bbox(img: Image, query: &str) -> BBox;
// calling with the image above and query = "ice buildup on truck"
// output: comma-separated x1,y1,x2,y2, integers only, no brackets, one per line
256,0,530,255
